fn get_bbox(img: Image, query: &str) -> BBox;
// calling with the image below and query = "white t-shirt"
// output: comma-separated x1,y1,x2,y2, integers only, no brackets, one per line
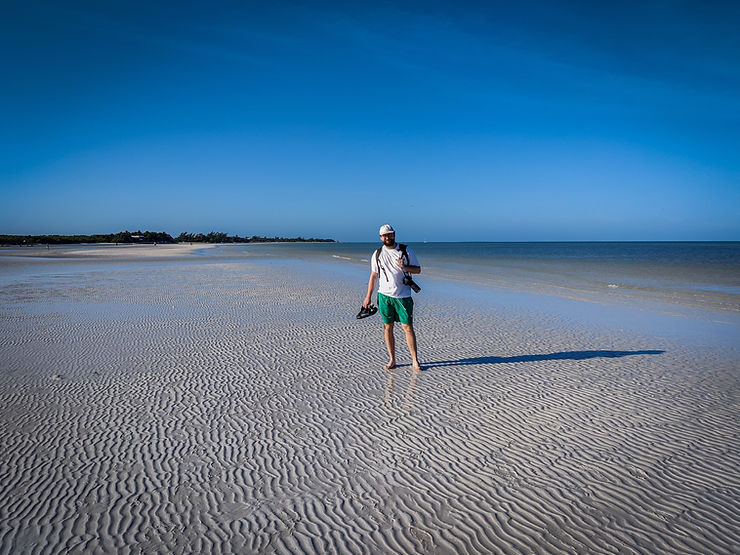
371,244,420,298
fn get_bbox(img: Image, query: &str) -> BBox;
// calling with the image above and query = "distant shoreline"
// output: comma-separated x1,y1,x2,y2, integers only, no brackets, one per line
0,230,336,246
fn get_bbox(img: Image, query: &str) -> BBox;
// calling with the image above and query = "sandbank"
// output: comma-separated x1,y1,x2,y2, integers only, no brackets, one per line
0,253,737,553
0,243,215,259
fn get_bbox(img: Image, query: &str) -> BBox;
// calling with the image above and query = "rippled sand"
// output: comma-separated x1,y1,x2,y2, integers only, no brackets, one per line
0,252,738,553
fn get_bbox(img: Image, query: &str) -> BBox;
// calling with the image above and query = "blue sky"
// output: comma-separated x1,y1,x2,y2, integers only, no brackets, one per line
1,0,738,241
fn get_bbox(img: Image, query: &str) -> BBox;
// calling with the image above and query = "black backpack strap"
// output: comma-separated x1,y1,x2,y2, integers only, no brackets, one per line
398,244,413,278
374,247,388,281
399,243,409,266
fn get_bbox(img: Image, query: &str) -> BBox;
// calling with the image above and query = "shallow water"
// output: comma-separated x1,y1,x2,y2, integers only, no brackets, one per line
3,242,739,350
195,241,740,314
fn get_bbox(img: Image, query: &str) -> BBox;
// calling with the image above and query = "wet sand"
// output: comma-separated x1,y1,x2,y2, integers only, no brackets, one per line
0,248,738,553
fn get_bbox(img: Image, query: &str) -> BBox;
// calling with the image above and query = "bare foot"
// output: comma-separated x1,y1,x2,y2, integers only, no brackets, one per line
412,362,423,372
385,361,397,370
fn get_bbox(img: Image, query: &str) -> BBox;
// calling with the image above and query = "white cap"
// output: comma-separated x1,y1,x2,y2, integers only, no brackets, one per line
379,224,395,235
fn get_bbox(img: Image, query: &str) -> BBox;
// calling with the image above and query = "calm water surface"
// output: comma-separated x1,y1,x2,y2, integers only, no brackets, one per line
204,242,740,313
3,242,739,314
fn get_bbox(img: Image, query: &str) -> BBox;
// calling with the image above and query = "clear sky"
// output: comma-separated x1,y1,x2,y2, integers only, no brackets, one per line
2,0,738,242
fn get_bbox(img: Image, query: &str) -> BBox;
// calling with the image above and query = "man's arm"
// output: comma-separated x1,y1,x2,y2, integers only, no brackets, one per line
396,259,421,275
363,271,378,307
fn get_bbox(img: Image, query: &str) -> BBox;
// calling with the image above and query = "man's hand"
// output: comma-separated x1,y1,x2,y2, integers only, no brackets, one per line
396,257,405,271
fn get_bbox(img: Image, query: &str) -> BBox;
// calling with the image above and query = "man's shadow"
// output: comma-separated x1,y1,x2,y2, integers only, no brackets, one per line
424,350,665,369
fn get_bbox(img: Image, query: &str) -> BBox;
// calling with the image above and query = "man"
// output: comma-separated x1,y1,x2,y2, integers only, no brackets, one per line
363,224,423,371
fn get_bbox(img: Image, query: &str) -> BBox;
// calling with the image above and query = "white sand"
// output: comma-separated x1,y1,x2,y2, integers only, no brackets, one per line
1,243,214,259
0,252,738,553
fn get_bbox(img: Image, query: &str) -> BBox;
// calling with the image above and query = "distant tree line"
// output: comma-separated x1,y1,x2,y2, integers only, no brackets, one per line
0,230,175,245
1,230,335,246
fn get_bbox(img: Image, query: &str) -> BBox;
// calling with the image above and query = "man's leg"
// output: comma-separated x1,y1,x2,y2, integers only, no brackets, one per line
384,322,396,370
401,323,422,371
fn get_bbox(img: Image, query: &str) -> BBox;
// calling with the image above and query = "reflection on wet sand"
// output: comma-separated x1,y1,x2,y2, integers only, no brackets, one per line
384,368,420,413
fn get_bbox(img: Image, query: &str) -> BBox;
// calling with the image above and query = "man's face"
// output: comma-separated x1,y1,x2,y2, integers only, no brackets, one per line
380,233,396,246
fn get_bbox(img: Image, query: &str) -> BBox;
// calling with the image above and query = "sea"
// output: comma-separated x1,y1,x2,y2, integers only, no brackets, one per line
2,240,739,349
3,242,738,315
199,241,740,316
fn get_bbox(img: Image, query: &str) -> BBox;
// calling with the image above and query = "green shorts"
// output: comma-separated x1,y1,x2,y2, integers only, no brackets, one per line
378,293,414,325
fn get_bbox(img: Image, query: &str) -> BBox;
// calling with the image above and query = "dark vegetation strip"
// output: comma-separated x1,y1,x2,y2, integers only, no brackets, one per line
1,230,335,246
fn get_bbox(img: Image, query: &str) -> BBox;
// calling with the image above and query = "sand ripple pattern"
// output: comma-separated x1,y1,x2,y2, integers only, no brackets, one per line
0,258,738,554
